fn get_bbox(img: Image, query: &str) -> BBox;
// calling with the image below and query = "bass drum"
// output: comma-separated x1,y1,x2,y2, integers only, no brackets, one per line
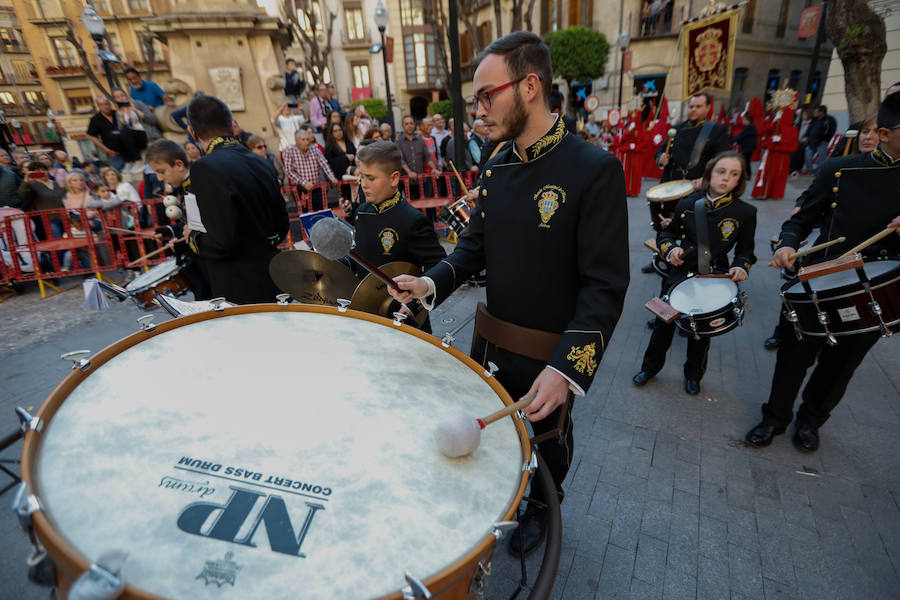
20,305,534,599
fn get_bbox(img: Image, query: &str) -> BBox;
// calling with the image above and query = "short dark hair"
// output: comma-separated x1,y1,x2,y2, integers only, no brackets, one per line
356,141,402,175
186,95,233,140
145,139,189,167
26,160,47,172
475,31,552,105
816,105,828,114
286,58,296,65
701,150,749,197
549,90,564,112
124,67,139,76
691,93,711,106
742,113,753,123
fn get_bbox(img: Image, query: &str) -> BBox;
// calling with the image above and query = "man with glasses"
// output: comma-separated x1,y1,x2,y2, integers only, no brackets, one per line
388,31,629,557
746,90,900,453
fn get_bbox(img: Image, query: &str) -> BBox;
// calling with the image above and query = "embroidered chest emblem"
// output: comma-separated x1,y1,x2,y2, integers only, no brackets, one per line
718,218,738,240
567,342,597,376
379,227,398,254
534,184,566,228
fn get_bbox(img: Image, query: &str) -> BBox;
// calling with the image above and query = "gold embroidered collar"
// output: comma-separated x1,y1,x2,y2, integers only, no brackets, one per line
525,115,566,161
691,119,707,128
872,146,900,166
180,176,191,193
375,189,402,213
206,136,241,154
705,191,733,210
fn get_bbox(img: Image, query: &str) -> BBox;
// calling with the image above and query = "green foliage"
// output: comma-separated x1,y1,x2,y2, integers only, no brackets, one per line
542,26,610,83
428,99,453,117
349,98,388,120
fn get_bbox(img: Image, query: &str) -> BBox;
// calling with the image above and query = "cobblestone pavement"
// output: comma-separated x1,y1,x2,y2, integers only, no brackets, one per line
1,173,899,600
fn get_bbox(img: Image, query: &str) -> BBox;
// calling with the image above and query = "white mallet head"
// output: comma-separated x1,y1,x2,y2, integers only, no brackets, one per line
162,194,179,207
435,412,483,458
165,205,183,220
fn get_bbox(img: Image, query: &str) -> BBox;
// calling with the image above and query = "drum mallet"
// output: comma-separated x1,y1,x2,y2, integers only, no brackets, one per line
767,236,846,266
663,128,677,159
127,237,184,267
842,130,858,157
309,218,404,295
839,225,899,258
436,392,536,458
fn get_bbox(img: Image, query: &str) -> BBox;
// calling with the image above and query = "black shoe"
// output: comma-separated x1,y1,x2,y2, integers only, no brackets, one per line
764,336,779,350
647,318,656,330
684,378,700,395
641,262,655,274
745,421,786,447
508,509,546,557
633,371,655,386
792,423,820,452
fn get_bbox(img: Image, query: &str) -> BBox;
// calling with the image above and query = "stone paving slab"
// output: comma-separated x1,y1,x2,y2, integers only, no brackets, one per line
1,173,899,600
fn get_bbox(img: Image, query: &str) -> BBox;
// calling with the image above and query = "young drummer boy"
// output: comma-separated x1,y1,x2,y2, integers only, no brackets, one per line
146,139,212,300
340,141,446,331
633,150,757,395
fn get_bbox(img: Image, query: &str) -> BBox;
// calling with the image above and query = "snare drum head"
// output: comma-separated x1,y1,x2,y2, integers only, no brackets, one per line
785,259,900,294
646,180,694,202
126,258,180,292
30,310,527,599
668,277,737,314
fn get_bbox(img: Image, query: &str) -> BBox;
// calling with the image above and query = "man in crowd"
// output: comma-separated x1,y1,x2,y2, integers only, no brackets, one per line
282,129,338,211
418,117,439,172
379,122,394,142
397,115,434,198
430,114,451,157
86,95,145,172
309,84,332,132
468,119,488,169
804,105,837,175
124,67,170,109
326,83,345,119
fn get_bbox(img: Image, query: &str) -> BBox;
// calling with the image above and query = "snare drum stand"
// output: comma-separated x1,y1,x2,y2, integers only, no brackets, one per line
0,407,32,495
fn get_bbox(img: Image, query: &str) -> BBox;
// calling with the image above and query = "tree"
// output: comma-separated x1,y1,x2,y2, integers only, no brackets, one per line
825,0,887,123
63,20,112,98
283,0,336,86
543,27,610,111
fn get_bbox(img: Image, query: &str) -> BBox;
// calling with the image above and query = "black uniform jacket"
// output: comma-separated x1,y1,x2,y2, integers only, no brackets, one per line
186,136,289,304
657,119,730,182
348,188,446,278
425,116,630,393
776,147,900,263
658,190,757,276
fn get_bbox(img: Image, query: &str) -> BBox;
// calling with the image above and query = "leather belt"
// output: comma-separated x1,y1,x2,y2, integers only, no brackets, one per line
474,302,561,363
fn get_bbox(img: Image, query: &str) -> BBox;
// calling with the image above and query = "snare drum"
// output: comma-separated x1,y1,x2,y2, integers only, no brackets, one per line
646,180,695,232
125,258,191,309
440,198,472,237
780,257,900,340
19,305,532,599
665,273,746,337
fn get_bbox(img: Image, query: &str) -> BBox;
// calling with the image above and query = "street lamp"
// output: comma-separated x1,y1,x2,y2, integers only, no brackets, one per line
373,0,393,129
80,4,120,92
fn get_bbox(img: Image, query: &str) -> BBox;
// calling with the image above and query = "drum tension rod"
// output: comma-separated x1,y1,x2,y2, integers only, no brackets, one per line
210,297,228,312
60,350,92,371
276,293,291,306
780,292,803,341
441,332,455,348
137,315,156,332
337,298,351,312
393,311,409,327
402,571,432,599
491,521,519,540
484,361,499,379
802,282,838,346
522,451,538,474
858,274,893,338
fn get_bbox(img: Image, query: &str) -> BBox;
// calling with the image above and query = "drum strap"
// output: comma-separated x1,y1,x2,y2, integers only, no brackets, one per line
694,197,712,274
687,121,716,173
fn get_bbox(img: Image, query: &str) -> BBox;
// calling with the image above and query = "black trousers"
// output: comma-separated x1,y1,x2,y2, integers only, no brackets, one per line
471,334,574,507
761,315,881,429
641,317,711,380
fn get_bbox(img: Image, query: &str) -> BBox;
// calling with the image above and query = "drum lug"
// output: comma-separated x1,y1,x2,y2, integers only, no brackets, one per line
441,332,455,348
12,482,41,535
522,451,538,473
137,314,156,332
861,282,894,338
467,560,492,598
16,406,42,433
491,521,519,540
401,571,432,599
781,293,804,341
26,547,56,588
336,298,351,312
688,315,700,341
826,333,838,346
61,349,92,371
393,311,409,326
275,293,291,305
514,409,527,421
484,361,499,378
210,297,228,312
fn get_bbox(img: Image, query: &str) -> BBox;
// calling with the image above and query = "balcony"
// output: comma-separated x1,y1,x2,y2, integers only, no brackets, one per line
341,31,372,48
44,64,86,77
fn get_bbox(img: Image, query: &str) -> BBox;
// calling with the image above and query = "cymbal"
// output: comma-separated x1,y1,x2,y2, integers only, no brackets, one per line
351,261,428,327
269,250,359,306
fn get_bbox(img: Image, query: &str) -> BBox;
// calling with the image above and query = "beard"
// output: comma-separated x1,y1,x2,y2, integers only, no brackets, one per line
492,89,528,142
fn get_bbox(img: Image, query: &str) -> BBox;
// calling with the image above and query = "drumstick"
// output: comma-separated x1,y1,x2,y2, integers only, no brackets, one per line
767,236,846,266
644,240,661,256
127,237,183,267
435,392,537,458
842,130,858,157
448,161,469,195
663,128,677,159
107,226,156,238
839,225,899,258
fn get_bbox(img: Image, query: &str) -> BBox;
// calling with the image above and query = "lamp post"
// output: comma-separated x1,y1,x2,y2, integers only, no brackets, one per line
616,30,630,111
80,4,120,92
373,0,393,129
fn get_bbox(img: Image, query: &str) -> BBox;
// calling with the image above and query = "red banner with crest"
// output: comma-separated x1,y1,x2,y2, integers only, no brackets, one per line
682,10,738,100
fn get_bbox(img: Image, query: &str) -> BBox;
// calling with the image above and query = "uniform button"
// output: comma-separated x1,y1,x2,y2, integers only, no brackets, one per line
681,213,686,218
481,211,485,218
831,187,839,193
681,234,686,239
482,188,487,196
835,171,842,178
831,202,837,209
486,169,492,177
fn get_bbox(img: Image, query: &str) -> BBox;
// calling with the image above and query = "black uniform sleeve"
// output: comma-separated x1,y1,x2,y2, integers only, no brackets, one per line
731,206,757,273
777,160,836,251
546,153,630,392
409,211,447,271
657,198,687,258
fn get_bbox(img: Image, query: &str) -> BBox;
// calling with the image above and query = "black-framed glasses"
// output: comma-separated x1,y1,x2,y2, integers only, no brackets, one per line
472,76,527,112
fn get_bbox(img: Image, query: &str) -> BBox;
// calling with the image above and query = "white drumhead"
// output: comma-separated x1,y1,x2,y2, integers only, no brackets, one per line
647,180,694,201
786,260,900,293
33,310,525,599
669,277,737,314
126,258,180,292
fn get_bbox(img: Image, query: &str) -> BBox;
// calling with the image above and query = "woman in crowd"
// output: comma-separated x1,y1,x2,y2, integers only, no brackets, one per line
850,115,879,155
272,102,307,152
344,112,363,148
323,122,356,203
62,170,105,269
184,141,203,163
363,127,383,141
17,160,65,241
248,135,286,186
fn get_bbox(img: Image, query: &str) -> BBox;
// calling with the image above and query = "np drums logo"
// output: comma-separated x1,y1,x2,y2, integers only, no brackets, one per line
178,486,325,558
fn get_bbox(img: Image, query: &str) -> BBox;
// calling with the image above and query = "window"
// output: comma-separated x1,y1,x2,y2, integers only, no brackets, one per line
96,0,111,13
400,0,424,26
345,7,365,41
141,35,166,63
404,33,439,86
789,69,801,90
569,0,592,26
128,0,149,10
765,69,780,104
0,27,22,51
305,67,331,85
775,0,790,38
352,63,370,88
298,2,324,33
51,37,78,67
13,60,31,80
106,32,124,60
730,67,748,107
478,21,492,47
0,91,16,106
542,0,560,34
65,88,95,113
24,91,47,113
743,0,756,33
459,31,473,65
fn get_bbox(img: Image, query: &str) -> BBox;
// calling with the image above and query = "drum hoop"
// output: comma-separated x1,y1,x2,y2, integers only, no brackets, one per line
21,304,531,599
126,260,182,294
782,269,900,300
795,318,900,337
667,275,739,318
646,180,694,202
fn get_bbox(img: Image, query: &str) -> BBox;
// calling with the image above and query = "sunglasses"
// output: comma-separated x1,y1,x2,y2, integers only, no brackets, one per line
254,144,266,150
